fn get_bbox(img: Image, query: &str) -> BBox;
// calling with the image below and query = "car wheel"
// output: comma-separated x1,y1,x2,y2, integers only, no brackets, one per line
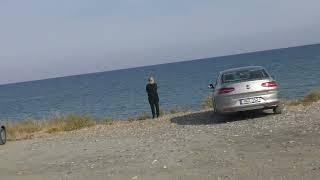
273,106,282,114
213,104,224,122
0,127,6,145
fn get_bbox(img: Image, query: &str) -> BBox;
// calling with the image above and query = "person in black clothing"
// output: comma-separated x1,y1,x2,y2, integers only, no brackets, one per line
146,77,160,118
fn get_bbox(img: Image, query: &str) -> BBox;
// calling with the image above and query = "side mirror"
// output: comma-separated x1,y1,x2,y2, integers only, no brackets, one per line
208,84,215,89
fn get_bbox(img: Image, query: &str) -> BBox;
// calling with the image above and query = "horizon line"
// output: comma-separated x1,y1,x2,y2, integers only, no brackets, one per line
1,43,319,87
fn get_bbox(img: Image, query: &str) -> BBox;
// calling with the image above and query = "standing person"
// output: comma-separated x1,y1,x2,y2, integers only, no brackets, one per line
146,77,160,118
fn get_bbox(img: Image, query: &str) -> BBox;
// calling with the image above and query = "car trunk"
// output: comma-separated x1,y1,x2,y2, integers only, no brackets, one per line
217,79,278,106
222,79,276,96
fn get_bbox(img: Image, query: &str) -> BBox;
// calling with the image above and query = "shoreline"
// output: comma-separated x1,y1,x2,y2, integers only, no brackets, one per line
4,89,320,141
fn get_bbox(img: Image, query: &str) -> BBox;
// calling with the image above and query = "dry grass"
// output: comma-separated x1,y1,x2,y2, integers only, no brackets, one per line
46,114,95,133
136,112,151,120
5,109,182,141
103,116,115,125
169,107,179,114
159,108,166,116
202,96,214,109
6,114,95,141
288,90,320,106
0,101,185,142
6,119,44,140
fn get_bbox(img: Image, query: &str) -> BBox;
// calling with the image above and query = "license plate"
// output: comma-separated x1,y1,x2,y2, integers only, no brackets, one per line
240,97,261,105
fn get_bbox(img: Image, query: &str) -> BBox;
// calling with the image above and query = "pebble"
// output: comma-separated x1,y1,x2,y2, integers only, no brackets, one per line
152,160,158,164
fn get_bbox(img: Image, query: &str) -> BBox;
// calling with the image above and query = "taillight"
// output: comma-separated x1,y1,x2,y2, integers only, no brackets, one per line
262,81,278,87
218,87,235,94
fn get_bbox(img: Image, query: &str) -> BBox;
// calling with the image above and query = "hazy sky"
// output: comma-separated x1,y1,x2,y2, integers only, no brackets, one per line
1,0,320,84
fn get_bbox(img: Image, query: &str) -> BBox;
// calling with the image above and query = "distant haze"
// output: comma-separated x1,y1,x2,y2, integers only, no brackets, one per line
0,0,320,84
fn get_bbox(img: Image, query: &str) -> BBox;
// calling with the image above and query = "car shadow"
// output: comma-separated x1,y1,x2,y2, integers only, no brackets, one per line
170,110,274,125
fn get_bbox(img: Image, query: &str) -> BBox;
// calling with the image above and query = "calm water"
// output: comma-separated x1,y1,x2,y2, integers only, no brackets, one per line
0,44,319,121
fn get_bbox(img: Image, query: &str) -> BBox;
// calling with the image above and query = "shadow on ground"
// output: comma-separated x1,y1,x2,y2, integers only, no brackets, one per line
170,110,274,125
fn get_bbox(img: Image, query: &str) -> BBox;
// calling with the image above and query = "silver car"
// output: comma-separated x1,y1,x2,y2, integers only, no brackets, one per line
209,66,281,114
0,123,6,145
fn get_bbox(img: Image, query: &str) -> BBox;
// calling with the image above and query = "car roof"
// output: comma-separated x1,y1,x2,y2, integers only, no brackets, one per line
220,66,265,74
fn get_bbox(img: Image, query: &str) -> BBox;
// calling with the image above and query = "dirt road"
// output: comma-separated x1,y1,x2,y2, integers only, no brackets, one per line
1,102,320,180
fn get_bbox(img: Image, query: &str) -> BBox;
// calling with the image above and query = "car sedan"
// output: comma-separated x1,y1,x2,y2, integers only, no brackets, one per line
209,66,282,114
0,123,6,145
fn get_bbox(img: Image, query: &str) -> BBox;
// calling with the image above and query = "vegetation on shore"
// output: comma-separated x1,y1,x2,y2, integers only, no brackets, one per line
287,90,320,106
5,90,320,141
5,107,183,141
6,114,95,141
202,96,214,109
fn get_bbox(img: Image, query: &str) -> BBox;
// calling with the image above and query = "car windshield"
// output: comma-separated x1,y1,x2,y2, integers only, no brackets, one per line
221,69,269,84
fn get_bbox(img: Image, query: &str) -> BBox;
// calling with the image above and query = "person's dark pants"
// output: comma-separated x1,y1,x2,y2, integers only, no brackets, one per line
148,98,159,118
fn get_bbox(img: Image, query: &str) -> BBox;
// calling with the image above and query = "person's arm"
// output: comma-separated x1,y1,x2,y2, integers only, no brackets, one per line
155,84,159,95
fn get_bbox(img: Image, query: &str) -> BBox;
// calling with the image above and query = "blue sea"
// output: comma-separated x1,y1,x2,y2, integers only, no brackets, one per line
0,44,320,121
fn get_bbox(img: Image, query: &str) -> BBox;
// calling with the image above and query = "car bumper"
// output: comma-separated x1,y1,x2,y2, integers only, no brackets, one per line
220,101,279,113
214,91,280,113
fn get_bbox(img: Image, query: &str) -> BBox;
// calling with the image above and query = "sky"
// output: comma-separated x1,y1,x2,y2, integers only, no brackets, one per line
0,0,320,84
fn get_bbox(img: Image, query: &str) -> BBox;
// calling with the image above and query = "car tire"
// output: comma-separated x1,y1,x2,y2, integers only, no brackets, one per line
0,127,6,145
273,105,282,114
213,104,224,122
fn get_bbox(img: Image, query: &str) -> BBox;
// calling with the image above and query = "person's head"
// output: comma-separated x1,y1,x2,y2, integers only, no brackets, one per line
148,76,155,84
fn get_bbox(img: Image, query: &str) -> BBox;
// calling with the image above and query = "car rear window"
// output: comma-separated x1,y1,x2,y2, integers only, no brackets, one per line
221,69,269,84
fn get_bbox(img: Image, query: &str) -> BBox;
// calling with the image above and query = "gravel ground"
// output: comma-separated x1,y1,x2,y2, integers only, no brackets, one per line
1,102,320,180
